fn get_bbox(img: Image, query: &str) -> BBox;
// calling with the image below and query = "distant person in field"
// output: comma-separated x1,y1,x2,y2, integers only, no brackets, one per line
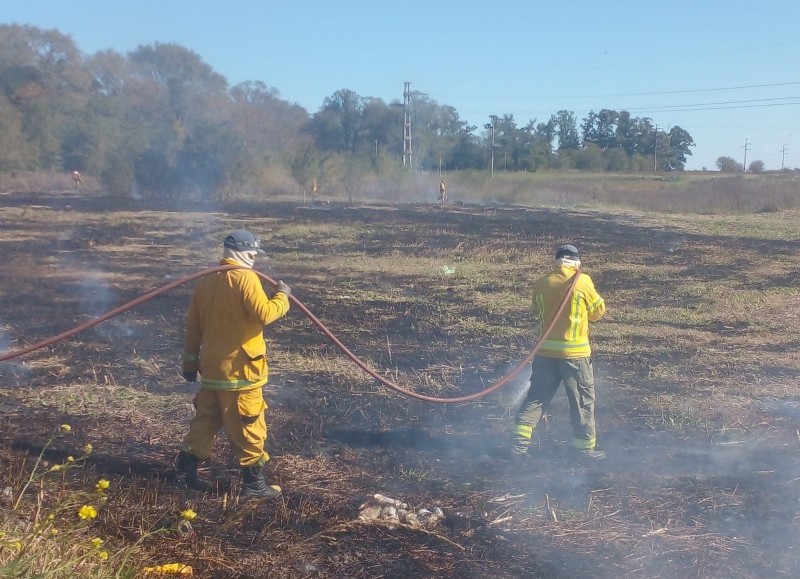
177,230,292,499
438,178,447,204
72,170,82,189
511,244,607,460
311,178,319,204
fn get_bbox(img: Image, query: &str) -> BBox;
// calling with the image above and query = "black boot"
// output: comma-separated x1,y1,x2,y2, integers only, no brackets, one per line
240,464,282,499
175,451,213,492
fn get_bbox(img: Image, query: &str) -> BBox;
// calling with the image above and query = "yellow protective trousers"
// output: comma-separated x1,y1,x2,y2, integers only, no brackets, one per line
181,387,269,467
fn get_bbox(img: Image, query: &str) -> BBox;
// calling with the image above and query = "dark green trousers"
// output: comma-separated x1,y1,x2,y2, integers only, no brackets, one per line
513,356,597,452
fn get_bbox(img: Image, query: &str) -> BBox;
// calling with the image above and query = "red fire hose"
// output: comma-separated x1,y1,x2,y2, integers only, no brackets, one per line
0,265,581,404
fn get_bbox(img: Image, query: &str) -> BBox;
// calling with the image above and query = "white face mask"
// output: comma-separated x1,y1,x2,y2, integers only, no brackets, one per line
223,248,257,268
555,257,581,268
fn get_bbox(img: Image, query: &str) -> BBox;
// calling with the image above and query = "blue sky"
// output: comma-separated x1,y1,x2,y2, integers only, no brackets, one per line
5,0,800,170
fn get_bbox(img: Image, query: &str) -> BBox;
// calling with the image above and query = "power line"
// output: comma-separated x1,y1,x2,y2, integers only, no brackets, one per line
618,96,800,113
435,81,800,102
458,100,800,119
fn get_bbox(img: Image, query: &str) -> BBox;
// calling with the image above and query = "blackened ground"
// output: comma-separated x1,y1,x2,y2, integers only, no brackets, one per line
1,191,799,578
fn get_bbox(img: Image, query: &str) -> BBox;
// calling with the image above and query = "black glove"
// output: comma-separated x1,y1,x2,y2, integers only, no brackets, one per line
182,370,198,383
276,281,291,298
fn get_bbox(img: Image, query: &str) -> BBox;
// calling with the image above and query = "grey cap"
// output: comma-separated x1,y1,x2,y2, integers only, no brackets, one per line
224,230,266,254
555,244,579,259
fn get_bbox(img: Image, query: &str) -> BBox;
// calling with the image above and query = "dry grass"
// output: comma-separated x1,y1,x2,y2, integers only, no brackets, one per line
2,187,800,577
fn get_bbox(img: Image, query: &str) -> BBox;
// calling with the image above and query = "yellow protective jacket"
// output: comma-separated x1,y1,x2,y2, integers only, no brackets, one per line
182,259,290,391
532,265,605,358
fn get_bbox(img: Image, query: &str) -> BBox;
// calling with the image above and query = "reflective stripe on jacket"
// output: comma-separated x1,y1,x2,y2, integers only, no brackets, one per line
532,265,605,358
182,258,290,390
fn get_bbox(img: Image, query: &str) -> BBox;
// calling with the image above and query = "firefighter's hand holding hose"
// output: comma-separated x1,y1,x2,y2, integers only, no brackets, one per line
275,280,291,298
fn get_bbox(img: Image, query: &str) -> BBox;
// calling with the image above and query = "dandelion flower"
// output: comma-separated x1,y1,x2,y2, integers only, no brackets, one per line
78,505,98,520
180,508,197,521
98,550,109,561
83,443,93,454
95,479,110,491
90,537,104,548
66,456,75,463
50,464,63,472
60,424,72,433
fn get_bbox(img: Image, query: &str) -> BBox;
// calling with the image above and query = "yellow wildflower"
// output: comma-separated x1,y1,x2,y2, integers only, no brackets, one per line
60,424,72,433
180,508,197,521
66,456,75,463
78,505,98,520
98,550,109,561
50,464,63,472
142,563,193,575
83,443,93,454
95,479,110,492
9,541,22,551
90,537,104,548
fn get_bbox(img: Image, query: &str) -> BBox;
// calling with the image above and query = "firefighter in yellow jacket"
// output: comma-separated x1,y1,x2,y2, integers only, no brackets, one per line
177,230,291,498
512,244,607,459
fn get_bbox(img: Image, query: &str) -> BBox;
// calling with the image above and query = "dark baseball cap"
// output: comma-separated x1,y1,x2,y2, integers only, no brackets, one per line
223,230,266,254
555,244,579,259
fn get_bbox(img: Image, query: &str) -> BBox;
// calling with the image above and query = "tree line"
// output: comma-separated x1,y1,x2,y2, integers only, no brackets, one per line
0,24,696,200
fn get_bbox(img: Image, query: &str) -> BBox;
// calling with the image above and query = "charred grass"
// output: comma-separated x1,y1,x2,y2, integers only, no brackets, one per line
1,190,800,577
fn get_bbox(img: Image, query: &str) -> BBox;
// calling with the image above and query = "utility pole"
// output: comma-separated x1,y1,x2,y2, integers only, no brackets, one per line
653,124,659,172
403,82,412,169
742,138,750,172
781,144,788,171
489,115,497,179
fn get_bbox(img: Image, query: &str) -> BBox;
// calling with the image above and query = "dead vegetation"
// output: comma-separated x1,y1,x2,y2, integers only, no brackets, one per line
1,190,800,578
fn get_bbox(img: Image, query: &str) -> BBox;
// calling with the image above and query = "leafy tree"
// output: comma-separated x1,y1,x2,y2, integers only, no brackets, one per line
228,80,310,178
405,94,471,171
663,126,694,171
0,94,33,169
630,117,656,158
309,89,364,153
128,43,228,123
554,110,580,150
581,109,618,150
0,24,92,169
615,111,634,154
449,126,484,170
716,156,744,172
100,147,135,196
289,145,323,196
177,121,243,200
748,159,765,173
359,96,401,163
574,143,605,170
604,147,633,172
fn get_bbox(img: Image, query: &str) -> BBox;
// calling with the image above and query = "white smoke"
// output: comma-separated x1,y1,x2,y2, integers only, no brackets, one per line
0,322,31,381
68,265,135,340
494,360,532,414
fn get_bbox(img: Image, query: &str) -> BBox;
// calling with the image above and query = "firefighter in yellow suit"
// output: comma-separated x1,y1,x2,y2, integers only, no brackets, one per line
512,244,607,459
177,230,291,497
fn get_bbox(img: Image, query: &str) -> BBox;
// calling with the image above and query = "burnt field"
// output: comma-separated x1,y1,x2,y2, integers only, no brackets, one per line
1,189,800,578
